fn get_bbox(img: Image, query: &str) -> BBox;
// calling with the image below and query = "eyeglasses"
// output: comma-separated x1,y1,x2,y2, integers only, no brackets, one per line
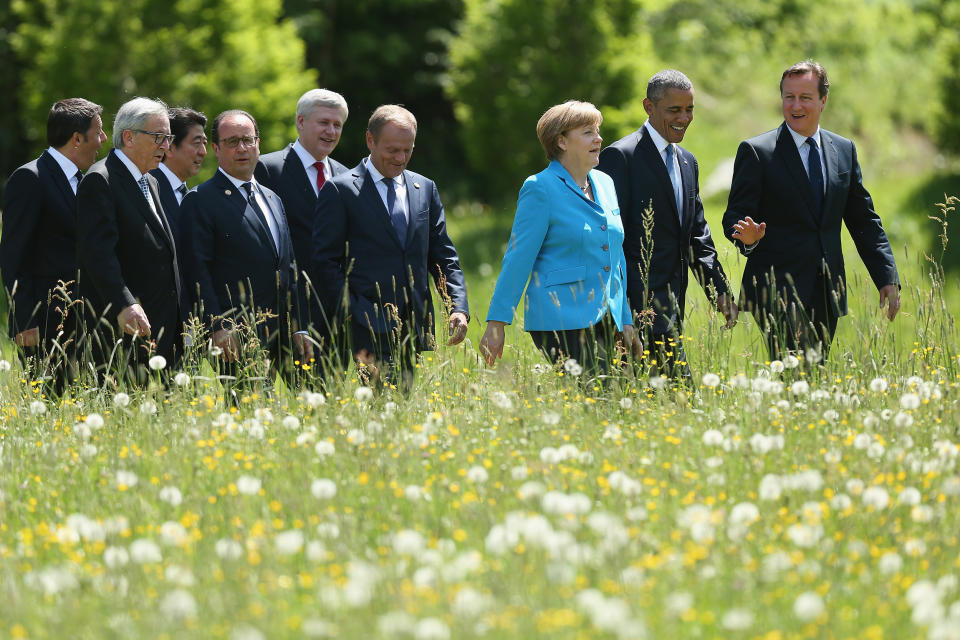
132,129,176,145
219,136,260,149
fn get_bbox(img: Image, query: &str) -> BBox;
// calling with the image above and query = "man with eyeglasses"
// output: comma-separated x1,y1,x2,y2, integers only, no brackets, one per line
2,97,107,392
181,109,312,376
151,107,207,251
77,96,184,382
255,89,350,373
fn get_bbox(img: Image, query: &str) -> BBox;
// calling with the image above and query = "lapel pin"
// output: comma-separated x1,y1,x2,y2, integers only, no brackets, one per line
414,182,420,189
225,189,232,196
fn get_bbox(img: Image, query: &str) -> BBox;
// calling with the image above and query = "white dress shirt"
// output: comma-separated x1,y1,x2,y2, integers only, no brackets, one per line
787,125,826,191
218,169,280,251
158,162,187,204
47,147,81,194
115,149,163,223
364,156,409,224
643,120,683,221
293,139,331,197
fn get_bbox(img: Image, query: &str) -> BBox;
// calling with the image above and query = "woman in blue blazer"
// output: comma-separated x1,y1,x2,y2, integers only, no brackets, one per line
480,101,638,372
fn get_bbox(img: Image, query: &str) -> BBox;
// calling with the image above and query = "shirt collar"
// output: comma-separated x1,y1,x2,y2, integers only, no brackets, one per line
47,147,80,181
114,148,146,182
786,123,822,150
293,139,327,173
218,167,258,191
364,156,401,186
643,120,672,155
158,162,184,190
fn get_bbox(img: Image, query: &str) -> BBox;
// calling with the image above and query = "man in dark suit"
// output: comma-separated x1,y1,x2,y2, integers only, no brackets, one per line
311,104,468,384
1,98,107,389
599,70,736,380
77,97,183,381
181,110,311,371
255,89,349,353
150,107,207,248
722,60,900,361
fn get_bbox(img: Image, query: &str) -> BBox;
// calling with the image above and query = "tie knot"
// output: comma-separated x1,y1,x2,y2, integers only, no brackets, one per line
806,137,818,149
666,143,675,158
177,184,188,196
241,181,254,197
313,161,324,172
382,176,395,189
75,170,83,182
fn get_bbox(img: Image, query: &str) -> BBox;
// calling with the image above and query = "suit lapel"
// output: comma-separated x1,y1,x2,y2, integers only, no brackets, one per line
214,171,277,255
355,166,404,250
821,131,842,219
402,172,421,247
145,174,177,251
637,129,681,226
284,145,316,207
40,151,76,215
109,151,173,248
259,188,283,261
774,123,819,223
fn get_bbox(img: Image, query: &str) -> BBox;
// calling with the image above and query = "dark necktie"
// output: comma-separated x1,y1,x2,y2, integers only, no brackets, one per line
382,177,407,244
73,171,83,195
313,161,326,194
138,175,153,209
806,137,824,213
241,181,278,251
665,143,683,221
176,183,188,199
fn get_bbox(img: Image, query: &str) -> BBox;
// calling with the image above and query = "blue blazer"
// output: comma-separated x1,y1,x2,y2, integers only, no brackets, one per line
486,160,632,331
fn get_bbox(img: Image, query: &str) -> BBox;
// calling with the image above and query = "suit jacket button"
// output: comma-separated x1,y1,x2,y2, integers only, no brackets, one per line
602,244,609,251
603,265,611,272
600,224,607,231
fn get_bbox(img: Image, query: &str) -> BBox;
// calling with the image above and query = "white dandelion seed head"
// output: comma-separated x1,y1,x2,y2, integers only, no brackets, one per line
173,372,191,386
29,400,47,415
466,465,489,483
282,415,300,430
148,355,167,371
158,486,183,507
354,386,374,402
869,377,889,392
701,372,721,388
702,429,724,446
793,592,825,621
139,400,157,415
274,529,305,556
85,413,105,430
862,486,890,509
310,478,337,500
900,393,921,410
236,475,262,496
721,608,754,631
790,380,810,395
314,440,335,456
770,360,785,374
129,539,162,564
878,551,903,574
159,589,197,619
783,354,800,369
215,538,243,560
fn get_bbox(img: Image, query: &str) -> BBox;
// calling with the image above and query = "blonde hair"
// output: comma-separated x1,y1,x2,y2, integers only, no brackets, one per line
536,101,603,160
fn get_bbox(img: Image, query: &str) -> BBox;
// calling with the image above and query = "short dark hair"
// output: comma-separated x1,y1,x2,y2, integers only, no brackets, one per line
367,105,417,141
646,70,693,103
169,107,207,148
211,109,259,144
781,60,830,98
46,98,103,148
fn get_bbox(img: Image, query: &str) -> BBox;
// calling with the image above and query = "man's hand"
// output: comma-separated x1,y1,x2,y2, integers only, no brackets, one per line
619,324,643,357
731,216,766,245
293,332,314,363
879,284,900,321
14,328,40,347
117,304,151,337
212,328,239,362
717,293,739,329
479,321,506,366
447,312,469,346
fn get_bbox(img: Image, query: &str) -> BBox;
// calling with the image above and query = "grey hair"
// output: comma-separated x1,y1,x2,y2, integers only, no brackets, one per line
646,70,694,103
296,89,349,122
112,97,169,148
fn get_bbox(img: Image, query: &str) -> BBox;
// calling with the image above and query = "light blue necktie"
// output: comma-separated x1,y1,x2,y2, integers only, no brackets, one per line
806,137,824,213
383,177,407,244
665,144,683,221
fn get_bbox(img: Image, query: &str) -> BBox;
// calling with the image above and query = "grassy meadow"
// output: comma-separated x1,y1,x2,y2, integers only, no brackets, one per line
2,103,960,638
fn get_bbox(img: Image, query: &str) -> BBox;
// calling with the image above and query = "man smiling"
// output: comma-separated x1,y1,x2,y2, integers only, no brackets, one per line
151,107,207,249
722,60,900,361
599,69,735,381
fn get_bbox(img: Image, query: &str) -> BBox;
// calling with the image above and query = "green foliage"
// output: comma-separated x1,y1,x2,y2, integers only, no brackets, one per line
10,0,316,180
446,0,654,199
278,0,465,187
939,0,960,154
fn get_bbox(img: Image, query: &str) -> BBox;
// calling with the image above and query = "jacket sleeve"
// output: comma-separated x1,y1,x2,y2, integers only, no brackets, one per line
1,168,41,333
76,171,138,314
687,156,730,299
426,181,469,318
485,179,550,324
722,140,762,255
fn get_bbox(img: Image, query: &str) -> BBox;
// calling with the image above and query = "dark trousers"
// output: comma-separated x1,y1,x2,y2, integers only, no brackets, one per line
755,274,839,362
529,315,619,376
349,319,418,389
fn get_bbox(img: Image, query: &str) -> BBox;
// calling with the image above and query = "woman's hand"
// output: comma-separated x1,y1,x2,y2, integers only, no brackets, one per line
479,321,507,366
